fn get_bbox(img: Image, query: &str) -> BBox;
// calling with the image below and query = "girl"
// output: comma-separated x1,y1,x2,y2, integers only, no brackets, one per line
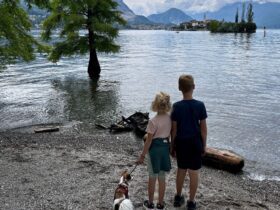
136,92,172,210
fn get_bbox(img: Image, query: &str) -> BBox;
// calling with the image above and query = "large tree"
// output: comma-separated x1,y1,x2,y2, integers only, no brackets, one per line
235,8,239,23
41,0,125,80
247,2,254,23
0,0,46,68
241,1,246,23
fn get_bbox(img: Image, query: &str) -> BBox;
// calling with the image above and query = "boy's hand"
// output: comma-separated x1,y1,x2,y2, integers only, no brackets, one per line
170,146,176,158
201,146,206,156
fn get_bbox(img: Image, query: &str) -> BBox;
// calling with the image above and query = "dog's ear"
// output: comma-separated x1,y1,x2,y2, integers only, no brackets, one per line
121,170,128,177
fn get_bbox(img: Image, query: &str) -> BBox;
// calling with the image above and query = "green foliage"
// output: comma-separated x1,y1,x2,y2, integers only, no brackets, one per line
41,0,126,63
207,20,220,32
0,0,48,68
208,20,256,33
25,0,50,9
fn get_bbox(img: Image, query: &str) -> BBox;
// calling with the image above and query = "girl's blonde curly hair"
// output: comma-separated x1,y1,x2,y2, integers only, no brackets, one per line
151,92,171,113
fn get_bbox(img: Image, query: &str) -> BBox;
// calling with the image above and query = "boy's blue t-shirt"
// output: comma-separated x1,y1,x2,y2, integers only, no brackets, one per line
171,99,207,138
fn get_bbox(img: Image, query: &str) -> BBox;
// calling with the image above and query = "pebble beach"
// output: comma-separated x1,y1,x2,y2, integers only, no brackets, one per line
0,131,279,210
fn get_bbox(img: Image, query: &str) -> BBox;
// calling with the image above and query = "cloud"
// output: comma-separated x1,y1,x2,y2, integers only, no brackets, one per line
123,0,280,15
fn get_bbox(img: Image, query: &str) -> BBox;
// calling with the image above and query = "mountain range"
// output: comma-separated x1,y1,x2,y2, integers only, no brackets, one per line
22,0,280,29
119,1,280,28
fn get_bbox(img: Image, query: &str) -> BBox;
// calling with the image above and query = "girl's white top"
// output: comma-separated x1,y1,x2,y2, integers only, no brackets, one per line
146,113,171,139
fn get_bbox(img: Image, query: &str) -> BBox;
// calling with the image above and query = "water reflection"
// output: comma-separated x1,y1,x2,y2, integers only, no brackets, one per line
51,77,122,132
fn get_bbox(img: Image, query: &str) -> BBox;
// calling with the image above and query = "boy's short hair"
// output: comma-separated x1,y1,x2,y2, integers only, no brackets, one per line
151,92,171,113
179,74,194,93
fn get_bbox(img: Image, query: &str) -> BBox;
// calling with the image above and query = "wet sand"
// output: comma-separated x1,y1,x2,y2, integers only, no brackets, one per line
0,132,279,210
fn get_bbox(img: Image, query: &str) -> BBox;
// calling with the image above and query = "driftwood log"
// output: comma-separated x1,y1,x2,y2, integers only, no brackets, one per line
34,127,59,133
107,112,149,137
202,147,244,173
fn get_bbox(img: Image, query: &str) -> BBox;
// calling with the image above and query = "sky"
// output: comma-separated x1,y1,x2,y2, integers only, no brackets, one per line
123,0,280,15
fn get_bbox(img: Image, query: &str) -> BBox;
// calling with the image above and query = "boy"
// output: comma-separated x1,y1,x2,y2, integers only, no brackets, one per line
171,75,207,210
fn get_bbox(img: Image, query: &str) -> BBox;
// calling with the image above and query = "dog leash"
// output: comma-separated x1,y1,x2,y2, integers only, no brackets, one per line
128,164,138,176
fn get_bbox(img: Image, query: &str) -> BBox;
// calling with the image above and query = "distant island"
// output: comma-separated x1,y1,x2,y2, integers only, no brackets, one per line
208,2,257,33
172,2,257,33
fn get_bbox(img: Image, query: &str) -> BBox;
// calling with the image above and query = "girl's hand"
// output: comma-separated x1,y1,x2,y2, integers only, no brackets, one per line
136,154,145,165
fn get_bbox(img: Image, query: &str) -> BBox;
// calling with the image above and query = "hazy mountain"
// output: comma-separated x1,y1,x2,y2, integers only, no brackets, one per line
127,15,154,25
115,0,154,25
192,2,280,29
115,0,135,19
148,8,193,25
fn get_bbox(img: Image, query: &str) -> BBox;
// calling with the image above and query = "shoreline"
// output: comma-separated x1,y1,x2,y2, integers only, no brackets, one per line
0,132,279,210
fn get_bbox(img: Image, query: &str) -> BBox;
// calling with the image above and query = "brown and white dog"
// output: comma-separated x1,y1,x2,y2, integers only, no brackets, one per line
113,170,134,210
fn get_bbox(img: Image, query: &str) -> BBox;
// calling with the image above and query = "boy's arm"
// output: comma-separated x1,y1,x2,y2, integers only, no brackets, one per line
200,119,207,154
171,121,177,157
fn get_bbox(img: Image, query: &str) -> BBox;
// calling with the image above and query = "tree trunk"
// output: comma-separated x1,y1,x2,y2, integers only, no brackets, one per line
88,20,101,80
88,47,101,80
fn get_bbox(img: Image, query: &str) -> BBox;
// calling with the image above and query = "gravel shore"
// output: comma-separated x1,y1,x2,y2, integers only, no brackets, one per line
0,131,279,210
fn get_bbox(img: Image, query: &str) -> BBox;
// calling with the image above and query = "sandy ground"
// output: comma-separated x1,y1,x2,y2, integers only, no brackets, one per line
0,131,279,210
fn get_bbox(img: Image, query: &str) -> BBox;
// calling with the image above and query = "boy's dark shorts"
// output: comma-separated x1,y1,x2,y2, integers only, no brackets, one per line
175,136,203,170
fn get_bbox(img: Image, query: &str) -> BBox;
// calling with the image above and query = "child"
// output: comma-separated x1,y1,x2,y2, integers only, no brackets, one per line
136,92,172,210
171,75,207,210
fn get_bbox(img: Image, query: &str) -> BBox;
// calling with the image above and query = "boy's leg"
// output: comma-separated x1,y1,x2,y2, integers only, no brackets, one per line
148,177,156,203
176,168,187,195
188,169,199,201
158,173,166,205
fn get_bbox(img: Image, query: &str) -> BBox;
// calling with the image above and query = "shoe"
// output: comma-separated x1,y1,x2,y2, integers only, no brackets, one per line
143,200,154,210
173,194,185,207
156,202,166,210
187,200,197,210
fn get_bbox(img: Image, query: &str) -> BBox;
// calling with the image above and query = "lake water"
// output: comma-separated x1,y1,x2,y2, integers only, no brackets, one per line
0,29,279,181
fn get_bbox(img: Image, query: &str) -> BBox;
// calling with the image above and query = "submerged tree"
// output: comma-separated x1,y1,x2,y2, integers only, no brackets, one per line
235,8,239,23
41,0,126,80
247,2,254,23
0,0,47,68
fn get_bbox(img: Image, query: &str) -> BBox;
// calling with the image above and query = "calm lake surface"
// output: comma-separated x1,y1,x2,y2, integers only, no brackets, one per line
0,30,279,180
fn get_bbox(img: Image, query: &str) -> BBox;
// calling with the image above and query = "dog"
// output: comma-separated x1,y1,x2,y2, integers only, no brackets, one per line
113,170,134,210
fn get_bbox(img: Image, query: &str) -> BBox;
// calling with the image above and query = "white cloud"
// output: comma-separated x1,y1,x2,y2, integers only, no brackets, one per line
123,0,280,15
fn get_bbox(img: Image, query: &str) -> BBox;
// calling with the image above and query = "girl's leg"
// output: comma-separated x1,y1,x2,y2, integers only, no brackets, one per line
188,169,199,201
148,177,156,203
158,172,166,205
176,168,187,195
147,154,157,203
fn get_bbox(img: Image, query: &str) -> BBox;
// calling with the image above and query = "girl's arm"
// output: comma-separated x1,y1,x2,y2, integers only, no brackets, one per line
136,133,153,164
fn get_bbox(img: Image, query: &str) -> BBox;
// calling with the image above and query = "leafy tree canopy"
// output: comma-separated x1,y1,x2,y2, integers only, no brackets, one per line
40,0,125,79
0,0,48,68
